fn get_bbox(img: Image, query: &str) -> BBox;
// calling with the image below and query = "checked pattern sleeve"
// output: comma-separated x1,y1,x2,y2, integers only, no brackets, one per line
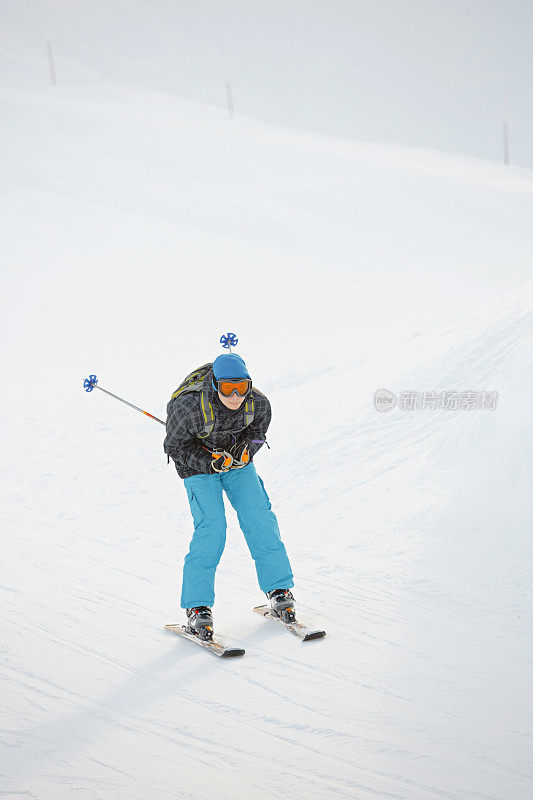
164,395,213,474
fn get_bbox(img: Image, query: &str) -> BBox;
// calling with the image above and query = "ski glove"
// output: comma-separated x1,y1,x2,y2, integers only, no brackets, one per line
229,442,250,469
210,451,233,473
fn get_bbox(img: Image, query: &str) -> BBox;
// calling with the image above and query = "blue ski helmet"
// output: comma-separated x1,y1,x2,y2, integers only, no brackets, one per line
212,354,251,382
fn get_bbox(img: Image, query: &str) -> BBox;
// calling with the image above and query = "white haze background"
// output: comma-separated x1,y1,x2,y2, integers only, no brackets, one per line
1,2,532,799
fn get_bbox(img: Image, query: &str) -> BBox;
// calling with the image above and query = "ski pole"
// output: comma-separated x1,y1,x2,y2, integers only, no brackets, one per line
83,375,166,425
84,333,238,427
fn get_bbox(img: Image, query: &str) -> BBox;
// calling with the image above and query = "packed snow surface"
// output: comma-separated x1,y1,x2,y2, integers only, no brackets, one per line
2,49,533,800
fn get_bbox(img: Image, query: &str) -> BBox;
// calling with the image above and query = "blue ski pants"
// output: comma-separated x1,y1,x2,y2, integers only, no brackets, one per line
181,462,294,608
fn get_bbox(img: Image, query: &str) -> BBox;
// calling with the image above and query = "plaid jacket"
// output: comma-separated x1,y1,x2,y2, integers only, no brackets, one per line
164,368,271,479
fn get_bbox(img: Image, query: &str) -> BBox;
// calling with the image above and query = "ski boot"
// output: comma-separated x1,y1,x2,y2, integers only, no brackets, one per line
266,589,296,623
186,606,214,641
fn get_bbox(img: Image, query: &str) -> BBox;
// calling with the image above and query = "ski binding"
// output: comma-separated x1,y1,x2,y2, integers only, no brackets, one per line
165,624,245,658
253,605,326,641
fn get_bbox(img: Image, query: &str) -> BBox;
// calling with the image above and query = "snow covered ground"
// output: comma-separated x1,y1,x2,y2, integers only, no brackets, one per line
2,31,533,800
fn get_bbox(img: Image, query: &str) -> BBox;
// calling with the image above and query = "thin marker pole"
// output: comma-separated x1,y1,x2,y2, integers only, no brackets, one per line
47,41,57,86
502,91,510,165
225,82,234,119
223,54,234,119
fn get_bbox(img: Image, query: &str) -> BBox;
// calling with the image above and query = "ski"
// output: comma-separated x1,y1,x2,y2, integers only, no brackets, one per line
165,624,245,658
253,605,326,641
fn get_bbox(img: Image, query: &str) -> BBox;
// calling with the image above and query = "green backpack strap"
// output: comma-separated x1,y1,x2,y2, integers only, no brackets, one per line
196,390,215,439
243,395,254,427
244,386,268,428
169,364,215,440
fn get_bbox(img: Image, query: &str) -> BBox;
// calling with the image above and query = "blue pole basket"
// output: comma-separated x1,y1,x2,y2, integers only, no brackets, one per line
83,375,98,392
220,332,238,349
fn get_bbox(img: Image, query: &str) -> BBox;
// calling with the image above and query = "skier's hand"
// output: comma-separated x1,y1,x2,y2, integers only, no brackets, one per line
230,443,250,469
210,451,233,473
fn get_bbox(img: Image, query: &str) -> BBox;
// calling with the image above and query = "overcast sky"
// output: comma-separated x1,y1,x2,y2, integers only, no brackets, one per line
2,0,533,167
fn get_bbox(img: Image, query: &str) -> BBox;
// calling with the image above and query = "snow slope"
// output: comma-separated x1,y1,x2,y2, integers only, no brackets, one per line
1,46,533,800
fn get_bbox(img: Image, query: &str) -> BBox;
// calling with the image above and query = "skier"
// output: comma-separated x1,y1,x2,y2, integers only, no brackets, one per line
164,352,295,640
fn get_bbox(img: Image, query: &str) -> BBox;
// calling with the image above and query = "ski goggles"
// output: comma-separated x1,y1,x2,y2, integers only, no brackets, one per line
216,378,252,397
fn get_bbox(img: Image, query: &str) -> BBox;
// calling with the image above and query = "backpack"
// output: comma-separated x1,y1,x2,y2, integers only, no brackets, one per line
167,363,255,440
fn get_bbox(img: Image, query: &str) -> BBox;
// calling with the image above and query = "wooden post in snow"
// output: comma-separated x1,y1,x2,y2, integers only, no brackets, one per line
47,41,57,86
